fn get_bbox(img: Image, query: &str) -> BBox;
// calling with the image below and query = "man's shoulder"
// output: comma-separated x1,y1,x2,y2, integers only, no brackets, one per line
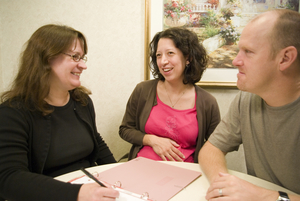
237,91,263,105
239,91,259,98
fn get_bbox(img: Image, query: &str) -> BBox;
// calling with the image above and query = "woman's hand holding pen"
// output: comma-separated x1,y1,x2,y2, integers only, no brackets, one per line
143,134,185,161
78,168,119,201
77,183,119,201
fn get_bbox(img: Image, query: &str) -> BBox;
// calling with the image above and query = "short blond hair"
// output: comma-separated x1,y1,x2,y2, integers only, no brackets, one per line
270,9,300,60
250,9,300,61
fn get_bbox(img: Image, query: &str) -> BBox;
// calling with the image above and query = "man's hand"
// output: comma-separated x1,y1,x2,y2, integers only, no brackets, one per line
206,172,277,201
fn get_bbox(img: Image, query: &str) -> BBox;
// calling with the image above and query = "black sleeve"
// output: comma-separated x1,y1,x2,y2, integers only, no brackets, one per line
0,105,82,201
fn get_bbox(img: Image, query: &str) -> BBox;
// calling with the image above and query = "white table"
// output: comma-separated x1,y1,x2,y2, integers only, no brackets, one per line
55,161,295,200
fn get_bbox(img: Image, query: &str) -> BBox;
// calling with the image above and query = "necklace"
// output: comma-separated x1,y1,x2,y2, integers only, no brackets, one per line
164,83,186,108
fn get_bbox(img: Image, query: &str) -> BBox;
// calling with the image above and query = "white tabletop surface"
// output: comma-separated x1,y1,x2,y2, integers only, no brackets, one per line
55,161,295,201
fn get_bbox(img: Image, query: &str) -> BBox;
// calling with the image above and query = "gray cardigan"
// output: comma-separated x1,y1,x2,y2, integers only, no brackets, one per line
119,79,221,162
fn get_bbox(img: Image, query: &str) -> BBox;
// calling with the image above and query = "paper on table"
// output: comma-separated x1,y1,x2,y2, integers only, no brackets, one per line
69,175,95,184
70,175,149,200
69,157,201,201
114,187,150,201
97,157,202,201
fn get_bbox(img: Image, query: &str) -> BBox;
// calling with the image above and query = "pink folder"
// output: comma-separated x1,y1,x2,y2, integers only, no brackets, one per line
98,157,202,201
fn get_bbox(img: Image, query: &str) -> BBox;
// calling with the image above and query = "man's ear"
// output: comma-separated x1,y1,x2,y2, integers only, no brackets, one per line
279,46,298,71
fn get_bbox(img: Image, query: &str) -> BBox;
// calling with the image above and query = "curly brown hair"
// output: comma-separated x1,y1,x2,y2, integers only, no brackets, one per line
0,24,91,115
149,27,208,84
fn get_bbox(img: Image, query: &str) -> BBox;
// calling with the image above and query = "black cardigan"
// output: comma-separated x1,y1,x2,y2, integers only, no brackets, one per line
0,96,116,201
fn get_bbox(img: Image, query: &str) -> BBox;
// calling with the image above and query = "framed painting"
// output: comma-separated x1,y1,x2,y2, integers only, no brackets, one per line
144,0,300,88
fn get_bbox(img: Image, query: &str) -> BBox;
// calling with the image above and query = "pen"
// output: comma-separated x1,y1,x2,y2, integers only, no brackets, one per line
80,167,107,188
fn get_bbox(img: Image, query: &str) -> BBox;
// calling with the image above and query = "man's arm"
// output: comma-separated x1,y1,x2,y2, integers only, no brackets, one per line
198,141,300,201
198,141,228,182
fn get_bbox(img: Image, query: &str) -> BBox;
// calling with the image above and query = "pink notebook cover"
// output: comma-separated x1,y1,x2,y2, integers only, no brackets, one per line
97,157,202,201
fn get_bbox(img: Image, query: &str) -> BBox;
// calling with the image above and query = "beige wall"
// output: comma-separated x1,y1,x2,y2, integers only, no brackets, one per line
0,0,245,172
0,0,144,161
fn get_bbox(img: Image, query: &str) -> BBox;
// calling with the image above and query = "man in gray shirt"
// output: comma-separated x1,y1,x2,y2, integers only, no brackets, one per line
198,9,300,201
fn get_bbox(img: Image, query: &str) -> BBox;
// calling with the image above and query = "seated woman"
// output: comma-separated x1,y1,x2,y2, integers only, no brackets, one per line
119,27,221,162
0,24,118,201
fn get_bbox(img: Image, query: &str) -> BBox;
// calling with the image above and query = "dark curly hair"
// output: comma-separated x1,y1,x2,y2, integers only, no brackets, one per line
149,27,208,84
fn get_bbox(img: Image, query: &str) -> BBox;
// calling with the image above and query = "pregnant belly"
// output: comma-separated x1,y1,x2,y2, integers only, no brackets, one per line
137,145,194,162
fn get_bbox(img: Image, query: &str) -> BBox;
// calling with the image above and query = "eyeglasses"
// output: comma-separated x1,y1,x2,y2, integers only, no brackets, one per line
63,53,87,63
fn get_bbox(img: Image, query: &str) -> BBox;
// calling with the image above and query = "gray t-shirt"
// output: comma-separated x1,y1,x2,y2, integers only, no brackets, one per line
209,91,300,194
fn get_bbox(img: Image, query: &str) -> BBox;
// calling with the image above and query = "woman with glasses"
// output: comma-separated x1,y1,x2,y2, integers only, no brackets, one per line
0,24,118,201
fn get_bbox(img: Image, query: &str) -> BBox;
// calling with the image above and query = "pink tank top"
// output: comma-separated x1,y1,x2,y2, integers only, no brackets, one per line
137,93,198,162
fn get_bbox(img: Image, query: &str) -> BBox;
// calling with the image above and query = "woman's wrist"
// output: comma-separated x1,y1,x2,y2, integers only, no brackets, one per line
143,134,156,146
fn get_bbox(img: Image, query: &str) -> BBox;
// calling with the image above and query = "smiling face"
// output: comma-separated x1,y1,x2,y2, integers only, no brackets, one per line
232,13,280,95
156,38,189,83
49,38,87,93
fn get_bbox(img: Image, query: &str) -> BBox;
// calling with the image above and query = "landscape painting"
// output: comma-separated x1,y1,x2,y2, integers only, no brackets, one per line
152,0,299,87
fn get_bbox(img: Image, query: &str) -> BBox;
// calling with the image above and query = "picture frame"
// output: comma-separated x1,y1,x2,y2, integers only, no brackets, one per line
144,0,300,88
